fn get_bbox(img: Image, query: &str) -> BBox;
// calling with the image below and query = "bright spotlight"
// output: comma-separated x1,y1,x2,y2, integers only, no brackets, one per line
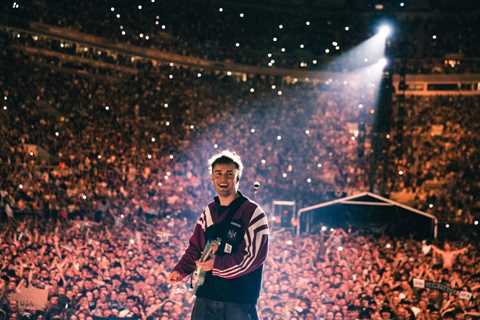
378,25,392,38
379,57,388,67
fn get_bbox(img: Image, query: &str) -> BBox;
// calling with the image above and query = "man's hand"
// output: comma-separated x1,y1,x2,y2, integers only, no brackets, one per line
210,242,219,254
169,271,185,283
195,258,215,272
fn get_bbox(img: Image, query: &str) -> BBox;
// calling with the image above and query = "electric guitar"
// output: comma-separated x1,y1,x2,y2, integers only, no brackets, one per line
191,238,221,293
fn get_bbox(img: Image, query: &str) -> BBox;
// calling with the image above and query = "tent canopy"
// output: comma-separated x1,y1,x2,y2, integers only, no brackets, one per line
298,192,438,239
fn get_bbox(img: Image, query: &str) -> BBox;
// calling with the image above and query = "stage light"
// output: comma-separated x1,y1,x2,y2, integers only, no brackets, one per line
379,57,388,68
475,220,479,226
378,25,392,38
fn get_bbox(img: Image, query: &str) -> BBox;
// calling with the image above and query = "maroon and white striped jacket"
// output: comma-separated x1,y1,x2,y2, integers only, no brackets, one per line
173,193,269,303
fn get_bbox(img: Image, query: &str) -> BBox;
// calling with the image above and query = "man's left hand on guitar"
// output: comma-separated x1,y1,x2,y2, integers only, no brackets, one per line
195,258,215,272
210,242,219,254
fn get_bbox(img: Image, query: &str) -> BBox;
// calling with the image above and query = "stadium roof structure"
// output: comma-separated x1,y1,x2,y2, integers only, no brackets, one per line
216,0,480,13
297,192,438,239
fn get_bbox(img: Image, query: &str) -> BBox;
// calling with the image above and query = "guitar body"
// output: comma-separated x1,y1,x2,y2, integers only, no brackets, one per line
191,238,221,293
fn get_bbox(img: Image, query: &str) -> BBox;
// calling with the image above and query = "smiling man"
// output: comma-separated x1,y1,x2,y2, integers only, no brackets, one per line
169,150,269,320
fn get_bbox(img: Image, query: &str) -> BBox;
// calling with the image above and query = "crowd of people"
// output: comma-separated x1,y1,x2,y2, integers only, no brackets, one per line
1,214,479,319
0,40,384,224
1,2,480,318
388,95,480,222
1,34,479,223
3,0,480,72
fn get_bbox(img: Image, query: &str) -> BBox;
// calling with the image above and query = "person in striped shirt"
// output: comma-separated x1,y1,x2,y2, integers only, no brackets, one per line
169,150,269,320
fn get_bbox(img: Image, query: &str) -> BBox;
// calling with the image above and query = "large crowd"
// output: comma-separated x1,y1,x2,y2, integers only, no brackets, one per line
1,38,478,223
1,43,383,223
2,0,480,72
1,2,480,318
388,95,480,222
0,214,480,320
1,214,479,319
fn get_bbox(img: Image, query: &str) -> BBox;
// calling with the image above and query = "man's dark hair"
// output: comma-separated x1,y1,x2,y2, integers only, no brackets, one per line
208,150,243,178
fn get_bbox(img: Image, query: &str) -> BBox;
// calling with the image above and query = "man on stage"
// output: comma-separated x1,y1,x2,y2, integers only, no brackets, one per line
169,150,269,320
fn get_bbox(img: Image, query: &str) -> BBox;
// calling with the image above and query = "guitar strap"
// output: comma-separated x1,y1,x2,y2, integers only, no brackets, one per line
207,192,247,256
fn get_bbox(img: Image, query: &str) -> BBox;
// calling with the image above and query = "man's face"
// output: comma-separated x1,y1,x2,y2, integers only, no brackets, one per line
211,163,239,198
